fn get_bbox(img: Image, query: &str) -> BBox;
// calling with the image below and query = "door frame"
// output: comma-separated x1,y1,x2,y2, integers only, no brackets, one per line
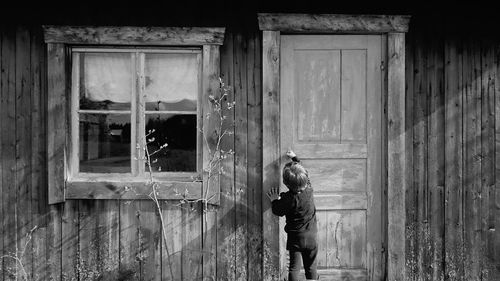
258,13,410,281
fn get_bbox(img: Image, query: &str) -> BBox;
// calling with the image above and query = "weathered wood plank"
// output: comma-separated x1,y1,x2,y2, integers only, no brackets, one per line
234,32,248,281
494,39,500,274
1,27,18,280
15,26,33,281
119,200,141,280
246,30,263,281
387,32,406,281
262,30,280,281
97,200,120,280
404,28,417,280
43,26,225,45
61,201,79,280
182,203,203,280
30,25,48,281
201,45,222,204
412,29,430,280
66,181,202,200
202,206,217,281
161,202,182,281
47,43,66,204
78,200,99,280
481,40,496,278
258,13,410,33
444,35,465,279
46,205,62,281
140,200,162,281
0,27,3,280
427,26,445,281
217,31,236,281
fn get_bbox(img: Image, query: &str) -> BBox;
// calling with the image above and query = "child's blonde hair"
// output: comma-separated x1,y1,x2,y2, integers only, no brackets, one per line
282,162,310,193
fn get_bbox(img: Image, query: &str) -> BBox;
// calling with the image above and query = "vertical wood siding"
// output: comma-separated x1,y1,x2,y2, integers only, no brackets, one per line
1,18,500,280
405,18,500,280
0,25,263,281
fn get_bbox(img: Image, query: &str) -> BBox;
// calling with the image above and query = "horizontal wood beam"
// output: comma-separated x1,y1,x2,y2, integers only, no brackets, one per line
66,181,202,200
258,13,410,33
43,26,226,45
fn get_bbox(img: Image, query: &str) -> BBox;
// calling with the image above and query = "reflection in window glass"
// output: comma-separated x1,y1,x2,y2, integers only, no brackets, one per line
80,53,132,110
144,53,198,112
145,114,196,172
79,114,131,173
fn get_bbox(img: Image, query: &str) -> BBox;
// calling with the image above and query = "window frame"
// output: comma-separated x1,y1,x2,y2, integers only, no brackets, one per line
70,47,202,181
44,26,225,203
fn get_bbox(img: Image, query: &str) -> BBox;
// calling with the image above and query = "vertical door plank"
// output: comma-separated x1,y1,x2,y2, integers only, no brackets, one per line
341,49,367,142
1,26,17,281
444,36,465,279
387,32,406,281
61,201,79,280
295,50,341,142
119,200,141,280
366,35,383,280
316,211,327,267
262,30,280,281
246,30,263,281
161,203,182,281
234,32,249,281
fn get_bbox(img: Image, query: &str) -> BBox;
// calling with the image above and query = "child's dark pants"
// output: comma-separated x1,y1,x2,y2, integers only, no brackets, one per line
287,232,318,280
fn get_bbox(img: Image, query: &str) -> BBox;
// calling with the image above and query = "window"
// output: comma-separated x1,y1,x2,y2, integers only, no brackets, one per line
71,48,201,178
44,26,225,203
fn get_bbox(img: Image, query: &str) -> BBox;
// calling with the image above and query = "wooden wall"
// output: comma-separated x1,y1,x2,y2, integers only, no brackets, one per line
404,17,500,280
1,12,500,281
0,25,263,281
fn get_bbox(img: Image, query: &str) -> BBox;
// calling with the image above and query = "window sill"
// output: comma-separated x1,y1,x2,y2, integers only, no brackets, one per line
65,179,202,200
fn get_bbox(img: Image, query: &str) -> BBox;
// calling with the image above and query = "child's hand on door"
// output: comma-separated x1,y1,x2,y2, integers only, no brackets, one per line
267,188,281,201
286,150,296,159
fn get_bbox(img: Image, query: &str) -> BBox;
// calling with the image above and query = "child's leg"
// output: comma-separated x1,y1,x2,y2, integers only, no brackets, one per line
302,247,318,280
288,251,302,281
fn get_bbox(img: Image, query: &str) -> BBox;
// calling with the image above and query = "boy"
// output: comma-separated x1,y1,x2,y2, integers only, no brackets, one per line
267,150,319,281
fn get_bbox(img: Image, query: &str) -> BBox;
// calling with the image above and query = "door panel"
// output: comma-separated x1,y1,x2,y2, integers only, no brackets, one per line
280,35,383,281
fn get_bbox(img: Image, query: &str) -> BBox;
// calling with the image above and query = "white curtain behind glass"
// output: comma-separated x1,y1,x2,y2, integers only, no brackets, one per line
84,53,132,104
145,53,198,110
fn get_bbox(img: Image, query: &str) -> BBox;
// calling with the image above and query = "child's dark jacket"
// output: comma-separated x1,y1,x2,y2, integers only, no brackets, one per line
271,157,318,250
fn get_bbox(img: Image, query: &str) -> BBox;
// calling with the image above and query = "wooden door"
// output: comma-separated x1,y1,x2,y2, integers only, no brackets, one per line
280,35,384,280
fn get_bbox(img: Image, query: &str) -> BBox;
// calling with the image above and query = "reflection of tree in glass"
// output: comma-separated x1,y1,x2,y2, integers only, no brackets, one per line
145,114,196,172
80,96,113,110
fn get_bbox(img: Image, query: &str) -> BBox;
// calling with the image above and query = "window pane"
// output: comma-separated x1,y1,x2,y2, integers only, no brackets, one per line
80,53,132,110
145,114,196,172
79,113,131,173
144,53,198,112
